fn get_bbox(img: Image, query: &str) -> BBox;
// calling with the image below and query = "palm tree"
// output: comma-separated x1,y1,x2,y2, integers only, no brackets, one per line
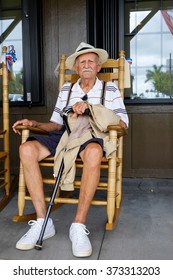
145,65,173,97
9,70,23,94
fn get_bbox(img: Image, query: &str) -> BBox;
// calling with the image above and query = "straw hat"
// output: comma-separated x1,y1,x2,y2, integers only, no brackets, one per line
65,42,108,69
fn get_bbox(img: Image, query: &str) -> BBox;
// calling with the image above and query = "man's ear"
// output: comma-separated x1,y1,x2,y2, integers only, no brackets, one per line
97,64,102,72
73,64,78,73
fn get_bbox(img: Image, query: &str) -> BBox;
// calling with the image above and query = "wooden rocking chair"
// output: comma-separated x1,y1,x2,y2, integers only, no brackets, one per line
13,50,128,230
0,46,16,211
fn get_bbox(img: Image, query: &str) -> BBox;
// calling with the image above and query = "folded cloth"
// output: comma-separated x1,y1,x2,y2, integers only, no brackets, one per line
53,104,121,190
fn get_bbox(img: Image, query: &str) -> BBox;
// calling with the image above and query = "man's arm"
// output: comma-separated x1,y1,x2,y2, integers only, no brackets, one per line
12,119,62,135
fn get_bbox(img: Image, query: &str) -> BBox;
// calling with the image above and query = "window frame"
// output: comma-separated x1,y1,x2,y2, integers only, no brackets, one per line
22,0,44,107
123,0,173,105
0,0,44,107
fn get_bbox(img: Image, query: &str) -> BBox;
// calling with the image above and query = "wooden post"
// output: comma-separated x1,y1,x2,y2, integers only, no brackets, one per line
17,129,31,217
115,50,125,209
106,126,118,230
2,46,10,195
59,54,66,91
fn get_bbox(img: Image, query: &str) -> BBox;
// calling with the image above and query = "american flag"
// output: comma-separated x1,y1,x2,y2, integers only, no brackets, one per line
161,9,173,35
5,45,17,72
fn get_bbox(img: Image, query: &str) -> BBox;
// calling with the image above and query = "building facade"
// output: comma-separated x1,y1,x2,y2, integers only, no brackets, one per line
1,0,173,178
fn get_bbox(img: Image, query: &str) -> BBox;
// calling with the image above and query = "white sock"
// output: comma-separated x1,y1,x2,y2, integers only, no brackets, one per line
37,218,52,226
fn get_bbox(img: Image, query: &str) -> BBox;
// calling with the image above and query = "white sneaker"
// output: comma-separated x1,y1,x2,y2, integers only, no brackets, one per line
69,223,92,257
16,218,56,250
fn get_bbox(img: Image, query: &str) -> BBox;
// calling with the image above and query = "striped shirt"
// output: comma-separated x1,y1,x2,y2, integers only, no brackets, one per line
50,77,129,127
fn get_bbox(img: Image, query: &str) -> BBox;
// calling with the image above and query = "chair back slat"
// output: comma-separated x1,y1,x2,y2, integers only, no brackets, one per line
97,72,118,82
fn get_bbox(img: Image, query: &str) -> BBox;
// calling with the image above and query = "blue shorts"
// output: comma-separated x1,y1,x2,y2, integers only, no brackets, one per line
27,129,103,157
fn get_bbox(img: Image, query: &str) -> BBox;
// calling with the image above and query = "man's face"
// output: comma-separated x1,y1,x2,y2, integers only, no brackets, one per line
73,53,101,79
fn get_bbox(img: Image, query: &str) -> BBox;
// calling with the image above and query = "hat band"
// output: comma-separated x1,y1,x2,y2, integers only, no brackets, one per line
77,47,93,52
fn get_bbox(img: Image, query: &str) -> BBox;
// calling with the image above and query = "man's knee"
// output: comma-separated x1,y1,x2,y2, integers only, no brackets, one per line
19,141,38,161
82,143,103,166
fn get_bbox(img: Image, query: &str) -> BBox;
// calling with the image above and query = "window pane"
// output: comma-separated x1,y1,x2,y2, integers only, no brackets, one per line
125,0,173,102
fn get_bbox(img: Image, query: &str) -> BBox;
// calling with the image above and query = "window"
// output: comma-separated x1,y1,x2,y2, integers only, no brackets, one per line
124,0,173,103
0,0,43,106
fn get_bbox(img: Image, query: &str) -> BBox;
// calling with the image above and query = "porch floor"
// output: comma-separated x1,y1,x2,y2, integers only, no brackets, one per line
0,177,173,260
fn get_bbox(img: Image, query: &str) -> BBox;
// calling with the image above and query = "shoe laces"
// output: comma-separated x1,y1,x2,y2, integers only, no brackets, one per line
23,220,42,239
73,224,90,242
82,225,90,236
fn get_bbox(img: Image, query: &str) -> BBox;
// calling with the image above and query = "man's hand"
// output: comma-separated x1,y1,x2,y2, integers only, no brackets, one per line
12,119,37,135
72,102,89,118
119,119,127,129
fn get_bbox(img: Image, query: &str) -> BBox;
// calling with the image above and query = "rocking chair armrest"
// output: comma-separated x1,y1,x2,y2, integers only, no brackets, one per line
0,130,6,135
16,125,48,135
107,125,127,138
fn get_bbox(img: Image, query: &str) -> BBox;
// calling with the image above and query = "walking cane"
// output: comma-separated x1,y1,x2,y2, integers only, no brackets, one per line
35,107,90,250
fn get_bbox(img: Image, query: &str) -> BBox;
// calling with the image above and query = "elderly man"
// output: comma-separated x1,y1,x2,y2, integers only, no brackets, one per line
12,42,129,257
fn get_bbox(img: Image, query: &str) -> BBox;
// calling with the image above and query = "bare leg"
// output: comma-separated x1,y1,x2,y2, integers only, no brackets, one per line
19,140,51,218
73,142,103,224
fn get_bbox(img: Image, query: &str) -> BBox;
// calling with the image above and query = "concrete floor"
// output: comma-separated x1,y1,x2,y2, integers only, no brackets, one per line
0,177,173,260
